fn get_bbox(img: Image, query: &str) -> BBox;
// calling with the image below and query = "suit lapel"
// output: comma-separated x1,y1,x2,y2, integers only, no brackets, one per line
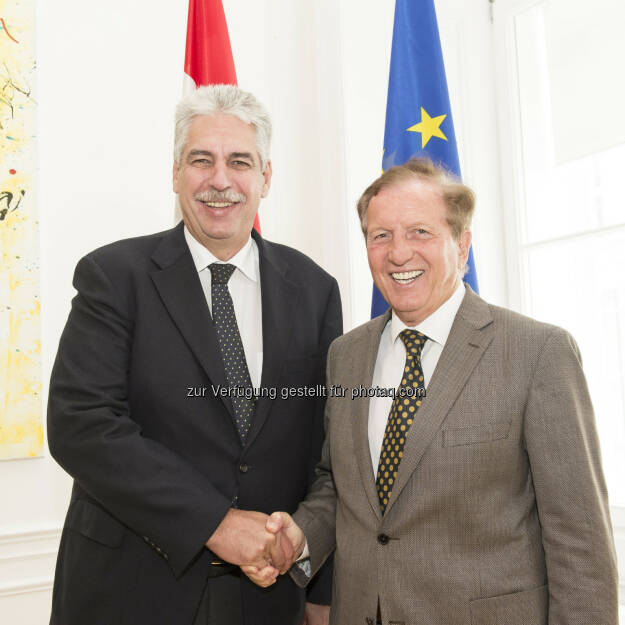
243,231,299,449
384,288,494,516
149,223,234,419
351,312,392,521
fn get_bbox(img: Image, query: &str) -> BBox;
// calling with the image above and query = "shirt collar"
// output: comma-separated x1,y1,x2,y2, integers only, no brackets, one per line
389,281,466,348
183,225,259,283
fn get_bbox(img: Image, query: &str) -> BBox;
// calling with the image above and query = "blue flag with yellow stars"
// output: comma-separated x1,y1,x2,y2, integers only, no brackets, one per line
371,0,479,317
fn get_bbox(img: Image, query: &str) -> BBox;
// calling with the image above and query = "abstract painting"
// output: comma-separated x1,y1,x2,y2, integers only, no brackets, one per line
0,0,42,459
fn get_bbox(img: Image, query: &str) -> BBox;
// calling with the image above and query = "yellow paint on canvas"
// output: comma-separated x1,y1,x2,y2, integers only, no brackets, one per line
0,0,41,460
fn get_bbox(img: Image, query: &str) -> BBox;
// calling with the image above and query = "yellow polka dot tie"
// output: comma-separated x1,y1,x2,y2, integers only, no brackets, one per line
376,329,427,513
209,263,255,442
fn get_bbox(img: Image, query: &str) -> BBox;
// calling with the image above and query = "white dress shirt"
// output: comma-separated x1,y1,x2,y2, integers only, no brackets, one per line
184,227,263,389
368,281,466,473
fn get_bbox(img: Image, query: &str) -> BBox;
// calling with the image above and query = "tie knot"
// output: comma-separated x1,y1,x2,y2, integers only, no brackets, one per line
209,263,236,284
399,329,427,354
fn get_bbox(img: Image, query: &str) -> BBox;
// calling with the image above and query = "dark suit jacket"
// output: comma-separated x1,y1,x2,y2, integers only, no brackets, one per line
293,286,618,625
47,223,342,625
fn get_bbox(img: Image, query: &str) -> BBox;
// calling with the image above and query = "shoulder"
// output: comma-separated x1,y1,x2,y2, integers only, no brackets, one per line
73,225,185,290
460,287,567,343
259,237,337,287
70,226,182,315
488,301,574,347
490,302,556,335
84,227,176,272
260,238,334,278
464,290,581,366
329,314,387,358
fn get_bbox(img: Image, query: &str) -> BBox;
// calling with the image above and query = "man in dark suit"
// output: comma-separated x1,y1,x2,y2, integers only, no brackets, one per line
47,85,342,625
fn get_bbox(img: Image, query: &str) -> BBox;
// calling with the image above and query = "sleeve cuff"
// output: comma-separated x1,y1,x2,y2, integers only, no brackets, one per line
297,539,310,561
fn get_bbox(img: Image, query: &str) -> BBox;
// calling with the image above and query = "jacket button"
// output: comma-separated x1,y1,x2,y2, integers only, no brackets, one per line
366,618,374,625
377,533,390,545
239,463,249,473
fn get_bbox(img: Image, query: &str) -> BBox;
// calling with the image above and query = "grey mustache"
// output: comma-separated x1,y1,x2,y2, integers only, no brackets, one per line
194,190,246,203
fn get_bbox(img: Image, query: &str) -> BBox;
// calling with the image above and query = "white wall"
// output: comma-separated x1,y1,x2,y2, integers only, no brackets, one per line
1,0,504,621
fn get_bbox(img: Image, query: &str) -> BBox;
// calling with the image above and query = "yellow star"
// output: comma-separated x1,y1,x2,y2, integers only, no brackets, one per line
407,107,448,148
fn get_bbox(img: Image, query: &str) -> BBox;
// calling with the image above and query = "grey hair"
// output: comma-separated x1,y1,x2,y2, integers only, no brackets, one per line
174,84,272,171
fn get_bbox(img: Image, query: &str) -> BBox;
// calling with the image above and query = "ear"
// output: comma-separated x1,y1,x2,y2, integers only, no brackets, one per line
261,160,273,198
457,230,472,269
172,161,180,193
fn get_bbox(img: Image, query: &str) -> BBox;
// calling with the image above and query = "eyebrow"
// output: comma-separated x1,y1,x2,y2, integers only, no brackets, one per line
185,150,257,164
230,152,256,163
186,150,213,161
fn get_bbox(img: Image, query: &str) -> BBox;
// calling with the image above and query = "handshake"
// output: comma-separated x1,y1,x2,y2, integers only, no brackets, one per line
205,508,305,587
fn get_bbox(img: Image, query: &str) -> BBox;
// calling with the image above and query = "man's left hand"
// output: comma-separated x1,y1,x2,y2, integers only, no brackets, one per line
302,602,330,625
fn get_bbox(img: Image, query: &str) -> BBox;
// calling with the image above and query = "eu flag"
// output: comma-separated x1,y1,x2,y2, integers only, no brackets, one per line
371,0,479,317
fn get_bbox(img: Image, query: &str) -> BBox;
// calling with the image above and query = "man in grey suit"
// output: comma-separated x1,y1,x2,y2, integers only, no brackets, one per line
243,158,619,625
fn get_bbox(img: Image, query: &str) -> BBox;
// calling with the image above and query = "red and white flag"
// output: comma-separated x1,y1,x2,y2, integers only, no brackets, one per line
184,0,236,90
183,0,260,232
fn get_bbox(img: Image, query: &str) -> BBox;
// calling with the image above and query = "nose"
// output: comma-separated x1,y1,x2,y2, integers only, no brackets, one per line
208,160,231,191
388,234,414,266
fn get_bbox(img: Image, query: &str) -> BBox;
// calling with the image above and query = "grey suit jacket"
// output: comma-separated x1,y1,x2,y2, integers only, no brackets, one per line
293,286,618,625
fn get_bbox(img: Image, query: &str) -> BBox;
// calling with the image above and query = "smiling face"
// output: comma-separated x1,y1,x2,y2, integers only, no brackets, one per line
173,113,272,260
366,178,471,326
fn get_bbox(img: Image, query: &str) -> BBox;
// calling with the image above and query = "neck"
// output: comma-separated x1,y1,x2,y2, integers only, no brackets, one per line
208,243,243,262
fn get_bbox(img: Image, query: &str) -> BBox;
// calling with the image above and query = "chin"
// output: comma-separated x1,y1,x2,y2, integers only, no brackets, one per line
198,222,238,239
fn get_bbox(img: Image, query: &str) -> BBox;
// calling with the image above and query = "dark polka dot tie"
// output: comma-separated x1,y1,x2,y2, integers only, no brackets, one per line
209,263,255,442
376,329,427,514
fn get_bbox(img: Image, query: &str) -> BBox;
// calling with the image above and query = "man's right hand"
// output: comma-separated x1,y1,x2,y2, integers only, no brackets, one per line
241,512,306,586
267,511,306,564
205,509,294,569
